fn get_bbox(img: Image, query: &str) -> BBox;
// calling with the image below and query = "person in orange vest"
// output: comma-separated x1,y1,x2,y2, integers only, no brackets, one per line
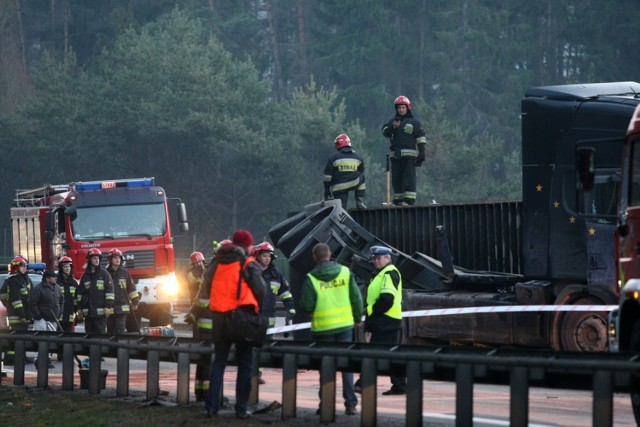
198,229,265,419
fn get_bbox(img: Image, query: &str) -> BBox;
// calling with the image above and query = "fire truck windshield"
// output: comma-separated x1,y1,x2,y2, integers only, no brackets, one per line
70,203,166,240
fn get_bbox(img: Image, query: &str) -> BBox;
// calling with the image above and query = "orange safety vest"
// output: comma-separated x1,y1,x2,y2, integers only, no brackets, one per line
209,256,259,313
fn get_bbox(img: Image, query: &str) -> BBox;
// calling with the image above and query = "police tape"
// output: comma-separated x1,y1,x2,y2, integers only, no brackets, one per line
266,304,618,335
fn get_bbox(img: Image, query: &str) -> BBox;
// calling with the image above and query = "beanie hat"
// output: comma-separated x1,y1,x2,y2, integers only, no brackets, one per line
232,229,254,249
43,270,58,279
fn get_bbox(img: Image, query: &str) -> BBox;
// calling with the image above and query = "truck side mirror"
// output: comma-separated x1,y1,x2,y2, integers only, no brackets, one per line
576,147,595,191
177,202,189,232
45,210,56,241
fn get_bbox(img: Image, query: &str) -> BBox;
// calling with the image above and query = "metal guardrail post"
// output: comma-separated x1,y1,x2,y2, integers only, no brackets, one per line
361,357,378,427
176,352,190,405
117,347,130,397
146,349,160,400
510,366,528,427
281,353,297,419
36,340,49,388
89,343,102,394
319,355,337,423
13,339,26,385
592,370,613,427
61,343,74,391
455,363,473,427
406,360,423,427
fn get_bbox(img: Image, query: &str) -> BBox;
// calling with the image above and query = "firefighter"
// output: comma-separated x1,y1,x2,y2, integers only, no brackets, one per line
363,245,406,395
184,250,212,402
254,241,295,384
57,256,79,333
381,95,428,206
1,255,34,364
323,133,367,209
77,248,115,334
105,248,139,334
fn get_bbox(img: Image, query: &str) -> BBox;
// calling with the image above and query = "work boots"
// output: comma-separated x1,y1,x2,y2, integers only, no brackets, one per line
356,198,366,209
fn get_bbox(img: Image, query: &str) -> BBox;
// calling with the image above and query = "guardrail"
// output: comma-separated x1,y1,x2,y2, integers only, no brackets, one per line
1,331,639,426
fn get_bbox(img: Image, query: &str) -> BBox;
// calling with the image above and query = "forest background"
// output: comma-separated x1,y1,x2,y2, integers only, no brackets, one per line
0,0,638,260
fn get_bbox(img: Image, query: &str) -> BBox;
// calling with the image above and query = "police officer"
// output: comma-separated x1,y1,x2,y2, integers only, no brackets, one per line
78,248,115,334
184,250,212,401
323,133,366,209
365,245,406,395
382,96,428,206
106,248,138,334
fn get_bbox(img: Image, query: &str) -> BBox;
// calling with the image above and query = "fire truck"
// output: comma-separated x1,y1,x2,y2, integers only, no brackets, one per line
11,177,189,327
270,81,640,352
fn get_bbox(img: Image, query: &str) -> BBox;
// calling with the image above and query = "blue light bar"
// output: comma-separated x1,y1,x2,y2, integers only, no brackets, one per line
74,178,154,191
28,263,46,271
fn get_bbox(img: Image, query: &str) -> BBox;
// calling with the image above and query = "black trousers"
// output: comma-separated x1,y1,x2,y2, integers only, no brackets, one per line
369,329,406,390
390,157,417,205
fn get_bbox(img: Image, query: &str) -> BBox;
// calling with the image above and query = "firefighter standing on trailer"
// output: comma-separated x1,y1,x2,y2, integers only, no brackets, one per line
184,250,213,402
78,249,115,334
57,256,79,333
0,256,33,365
382,96,427,206
323,133,367,209
106,248,139,334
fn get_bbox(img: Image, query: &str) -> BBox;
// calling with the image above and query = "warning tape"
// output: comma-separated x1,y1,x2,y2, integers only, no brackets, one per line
266,304,618,335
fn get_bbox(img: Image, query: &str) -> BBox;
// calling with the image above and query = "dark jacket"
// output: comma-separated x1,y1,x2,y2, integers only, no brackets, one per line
3,273,33,324
260,265,295,319
323,147,365,197
29,281,63,322
106,265,139,314
382,112,427,159
298,260,363,336
57,273,79,323
78,266,115,318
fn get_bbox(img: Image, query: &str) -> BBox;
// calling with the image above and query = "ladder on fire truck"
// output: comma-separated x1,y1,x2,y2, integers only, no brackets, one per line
13,184,70,207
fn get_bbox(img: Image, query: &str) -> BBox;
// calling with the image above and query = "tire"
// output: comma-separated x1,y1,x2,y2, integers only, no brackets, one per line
139,303,173,327
629,321,640,425
559,296,608,352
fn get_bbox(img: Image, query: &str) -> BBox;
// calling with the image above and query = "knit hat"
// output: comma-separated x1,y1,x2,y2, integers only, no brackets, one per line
43,270,58,279
232,229,254,249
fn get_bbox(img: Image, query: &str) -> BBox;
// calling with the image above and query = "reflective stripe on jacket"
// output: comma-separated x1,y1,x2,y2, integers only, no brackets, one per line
307,266,354,333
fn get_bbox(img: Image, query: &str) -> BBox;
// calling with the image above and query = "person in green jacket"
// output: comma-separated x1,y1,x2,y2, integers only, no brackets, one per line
298,242,363,417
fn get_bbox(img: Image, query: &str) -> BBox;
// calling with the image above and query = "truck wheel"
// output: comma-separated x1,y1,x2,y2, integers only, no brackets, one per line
629,321,640,425
559,296,608,352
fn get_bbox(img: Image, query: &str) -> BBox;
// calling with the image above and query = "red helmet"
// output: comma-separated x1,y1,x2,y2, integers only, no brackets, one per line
86,248,102,259
190,251,205,264
9,255,28,274
59,256,73,265
334,133,351,149
394,95,411,110
254,242,275,256
107,248,123,260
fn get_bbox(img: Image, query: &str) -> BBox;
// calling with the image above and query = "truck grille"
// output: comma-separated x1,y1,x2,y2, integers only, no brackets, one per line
122,250,155,270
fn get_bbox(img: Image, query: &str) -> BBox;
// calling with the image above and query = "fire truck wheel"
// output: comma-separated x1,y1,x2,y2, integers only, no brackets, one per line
630,321,640,425
559,296,608,352
147,304,173,327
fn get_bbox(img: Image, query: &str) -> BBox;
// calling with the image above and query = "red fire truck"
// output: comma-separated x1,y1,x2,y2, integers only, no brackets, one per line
10,177,188,327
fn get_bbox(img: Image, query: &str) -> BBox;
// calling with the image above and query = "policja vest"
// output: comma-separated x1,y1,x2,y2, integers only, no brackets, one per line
366,264,402,319
307,265,354,332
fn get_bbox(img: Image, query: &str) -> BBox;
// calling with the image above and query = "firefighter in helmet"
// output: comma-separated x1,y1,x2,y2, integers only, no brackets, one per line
57,256,79,333
1,255,33,364
254,241,295,384
184,250,213,401
106,248,139,334
323,133,367,209
382,95,428,206
77,248,115,334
